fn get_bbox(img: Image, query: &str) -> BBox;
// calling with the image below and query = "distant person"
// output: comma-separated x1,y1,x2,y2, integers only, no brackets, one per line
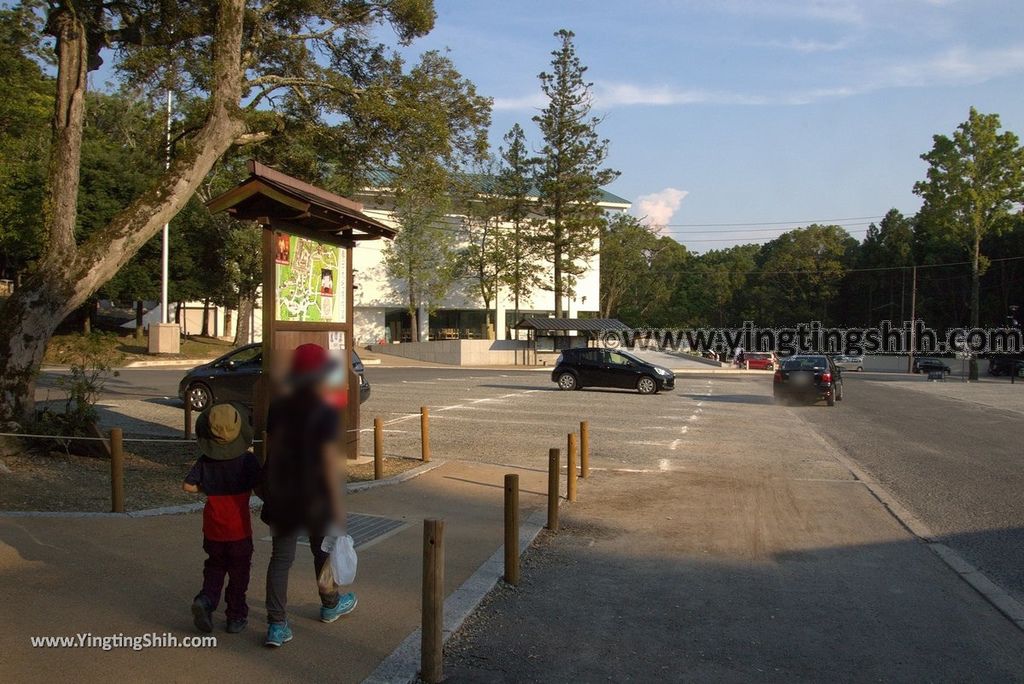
260,343,354,648
183,403,259,635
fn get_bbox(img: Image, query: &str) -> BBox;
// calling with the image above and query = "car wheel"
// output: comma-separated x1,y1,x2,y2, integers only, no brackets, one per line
637,376,658,395
827,389,836,406
556,372,578,391
857,366,863,372
836,384,844,401
187,383,212,412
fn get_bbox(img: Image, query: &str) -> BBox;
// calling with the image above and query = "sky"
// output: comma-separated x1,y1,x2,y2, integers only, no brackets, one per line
392,0,1024,251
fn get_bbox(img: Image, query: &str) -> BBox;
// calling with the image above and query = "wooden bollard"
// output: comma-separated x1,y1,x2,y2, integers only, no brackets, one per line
579,420,590,478
184,400,193,440
421,519,445,684
546,448,560,531
504,474,520,585
420,406,431,462
566,432,578,502
374,417,384,480
110,428,124,513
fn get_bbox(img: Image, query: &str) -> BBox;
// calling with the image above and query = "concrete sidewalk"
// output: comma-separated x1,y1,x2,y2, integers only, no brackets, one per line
445,468,1024,681
0,461,547,683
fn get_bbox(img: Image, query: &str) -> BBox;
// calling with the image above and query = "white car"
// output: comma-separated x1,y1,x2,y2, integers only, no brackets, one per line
832,354,865,372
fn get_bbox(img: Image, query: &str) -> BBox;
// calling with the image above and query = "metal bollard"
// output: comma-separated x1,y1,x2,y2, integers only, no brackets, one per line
110,428,124,513
420,406,431,462
546,448,560,531
421,519,445,684
566,432,578,502
374,416,384,480
504,474,520,585
579,420,590,478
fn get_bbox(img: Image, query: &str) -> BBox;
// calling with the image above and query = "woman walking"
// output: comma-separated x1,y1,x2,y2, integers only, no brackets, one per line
260,343,355,647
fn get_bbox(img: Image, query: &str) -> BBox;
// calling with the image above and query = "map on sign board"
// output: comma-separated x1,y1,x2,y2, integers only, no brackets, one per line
274,232,346,322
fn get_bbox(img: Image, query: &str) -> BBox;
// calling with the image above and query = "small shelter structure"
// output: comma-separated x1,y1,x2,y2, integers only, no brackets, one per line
513,318,631,364
207,160,394,458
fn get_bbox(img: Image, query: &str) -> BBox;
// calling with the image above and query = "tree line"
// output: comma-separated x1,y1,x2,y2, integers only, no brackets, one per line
601,107,1024,379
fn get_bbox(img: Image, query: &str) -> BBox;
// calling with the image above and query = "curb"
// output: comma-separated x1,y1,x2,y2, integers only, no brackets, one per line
793,411,1024,635
364,506,549,684
123,358,214,368
0,462,442,518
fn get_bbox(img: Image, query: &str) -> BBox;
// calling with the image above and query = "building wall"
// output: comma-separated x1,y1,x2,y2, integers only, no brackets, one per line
350,197,628,346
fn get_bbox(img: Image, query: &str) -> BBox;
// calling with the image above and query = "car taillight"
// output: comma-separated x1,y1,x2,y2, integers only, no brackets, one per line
821,372,832,384
773,370,782,381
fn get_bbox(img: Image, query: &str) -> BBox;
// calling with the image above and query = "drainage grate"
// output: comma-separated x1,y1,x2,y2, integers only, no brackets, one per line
260,513,408,550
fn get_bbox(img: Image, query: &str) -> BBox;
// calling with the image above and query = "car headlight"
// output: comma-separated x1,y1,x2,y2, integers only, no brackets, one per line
655,367,669,376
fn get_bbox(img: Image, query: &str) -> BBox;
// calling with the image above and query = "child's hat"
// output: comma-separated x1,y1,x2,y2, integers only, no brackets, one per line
196,403,253,460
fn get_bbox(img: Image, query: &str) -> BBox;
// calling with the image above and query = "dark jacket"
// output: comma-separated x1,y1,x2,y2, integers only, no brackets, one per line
259,390,340,536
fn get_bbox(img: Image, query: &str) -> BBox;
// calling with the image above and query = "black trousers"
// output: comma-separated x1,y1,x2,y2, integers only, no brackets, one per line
199,537,253,621
265,532,339,624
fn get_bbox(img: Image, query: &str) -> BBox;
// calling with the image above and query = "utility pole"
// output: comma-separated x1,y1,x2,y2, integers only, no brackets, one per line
906,265,917,373
161,90,172,323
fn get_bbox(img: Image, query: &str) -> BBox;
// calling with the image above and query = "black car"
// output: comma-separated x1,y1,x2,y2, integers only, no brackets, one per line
178,343,370,411
551,347,675,394
773,355,843,406
912,357,951,374
987,355,1024,376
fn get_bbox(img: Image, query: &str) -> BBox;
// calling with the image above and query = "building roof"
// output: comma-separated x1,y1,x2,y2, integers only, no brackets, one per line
514,317,630,332
207,161,396,243
362,169,630,207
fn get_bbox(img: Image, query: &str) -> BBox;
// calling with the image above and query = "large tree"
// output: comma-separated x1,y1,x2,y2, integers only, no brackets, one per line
914,108,1024,379
495,123,543,329
532,29,618,317
0,0,443,423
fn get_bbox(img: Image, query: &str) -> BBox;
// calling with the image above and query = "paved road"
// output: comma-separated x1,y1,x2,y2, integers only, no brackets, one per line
798,372,1024,605
42,363,1024,610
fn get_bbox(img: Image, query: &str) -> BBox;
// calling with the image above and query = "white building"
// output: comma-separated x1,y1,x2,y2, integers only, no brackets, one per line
349,185,631,346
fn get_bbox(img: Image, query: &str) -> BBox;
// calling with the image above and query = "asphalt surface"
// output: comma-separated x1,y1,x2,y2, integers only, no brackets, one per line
797,373,1024,606
37,363,1024,609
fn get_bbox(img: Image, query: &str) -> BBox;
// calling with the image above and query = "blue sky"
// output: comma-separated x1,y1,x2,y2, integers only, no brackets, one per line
396,0,1024,250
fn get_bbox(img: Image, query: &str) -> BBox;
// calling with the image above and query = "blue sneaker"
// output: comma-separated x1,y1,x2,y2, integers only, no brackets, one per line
264,621,293,647
320,592,358,623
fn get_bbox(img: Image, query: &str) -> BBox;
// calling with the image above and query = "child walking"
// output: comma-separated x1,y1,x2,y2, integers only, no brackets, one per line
183,403,260,634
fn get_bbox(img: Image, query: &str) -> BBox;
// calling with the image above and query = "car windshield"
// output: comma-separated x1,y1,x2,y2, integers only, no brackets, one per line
782,357,827,371
748,353,770,359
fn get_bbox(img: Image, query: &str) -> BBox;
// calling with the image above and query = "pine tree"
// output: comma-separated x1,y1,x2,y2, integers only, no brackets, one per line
532,29,619,317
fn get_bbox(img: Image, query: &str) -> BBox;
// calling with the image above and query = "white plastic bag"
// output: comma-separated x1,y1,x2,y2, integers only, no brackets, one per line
320,534,357,587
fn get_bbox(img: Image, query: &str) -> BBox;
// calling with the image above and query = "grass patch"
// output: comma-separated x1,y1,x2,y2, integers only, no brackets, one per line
45,331,236,366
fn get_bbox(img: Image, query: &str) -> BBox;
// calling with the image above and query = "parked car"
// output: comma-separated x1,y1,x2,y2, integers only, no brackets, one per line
912,357,951,374
551,347,675,394
744,351,778,370
988,355,1024,376
773,355,843,406
833,354,865,372
178,343,370,411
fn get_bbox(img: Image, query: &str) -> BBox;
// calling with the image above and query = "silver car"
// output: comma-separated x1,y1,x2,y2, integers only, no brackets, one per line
833,354,865,372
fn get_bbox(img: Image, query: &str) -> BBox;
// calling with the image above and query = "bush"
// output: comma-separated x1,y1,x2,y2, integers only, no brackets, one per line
28,349,118,454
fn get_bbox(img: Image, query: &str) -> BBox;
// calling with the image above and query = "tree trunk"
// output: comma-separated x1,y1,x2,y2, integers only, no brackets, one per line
0,0,251,424
135,300,144,340
201,297,211,337
224,307,233,339
969,234,981,381
234,294,253,346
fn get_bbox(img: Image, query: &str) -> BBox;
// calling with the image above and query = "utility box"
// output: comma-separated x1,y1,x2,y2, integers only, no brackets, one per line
147,322,180,354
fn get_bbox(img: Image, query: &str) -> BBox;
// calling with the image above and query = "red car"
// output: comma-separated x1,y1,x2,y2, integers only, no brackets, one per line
744,352,778,370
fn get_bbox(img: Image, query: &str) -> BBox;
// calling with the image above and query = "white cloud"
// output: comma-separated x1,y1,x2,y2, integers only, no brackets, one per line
490,44,1024,111
760,36,854,53
634,188,690,228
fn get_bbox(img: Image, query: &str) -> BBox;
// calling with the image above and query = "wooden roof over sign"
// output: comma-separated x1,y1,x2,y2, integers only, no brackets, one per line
206,160,396,244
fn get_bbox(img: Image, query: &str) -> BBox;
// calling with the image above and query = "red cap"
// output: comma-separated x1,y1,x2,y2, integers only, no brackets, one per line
290,343,330,376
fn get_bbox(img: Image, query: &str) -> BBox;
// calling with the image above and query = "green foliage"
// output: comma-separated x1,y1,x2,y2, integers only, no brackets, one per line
29,334,118,449
496,124,544,318
914,108,1024,329
532,29,619,314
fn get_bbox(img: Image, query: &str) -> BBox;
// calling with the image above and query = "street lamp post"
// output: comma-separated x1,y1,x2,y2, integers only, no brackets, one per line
161,89,172,324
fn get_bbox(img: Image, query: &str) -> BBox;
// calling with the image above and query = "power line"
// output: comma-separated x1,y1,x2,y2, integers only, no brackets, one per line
650,215,887,228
